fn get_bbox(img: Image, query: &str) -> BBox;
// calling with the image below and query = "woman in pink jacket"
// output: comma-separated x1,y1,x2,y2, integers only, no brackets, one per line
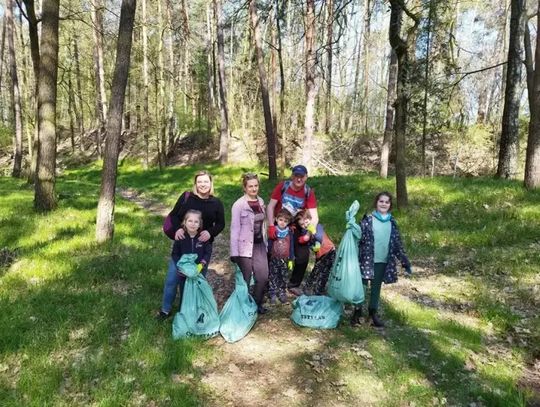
230,173,269,314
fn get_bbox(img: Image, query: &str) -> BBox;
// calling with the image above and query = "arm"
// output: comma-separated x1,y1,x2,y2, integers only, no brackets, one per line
201,242,213,267
266,198,278,225
229,200,241,257
392,221,411,268
306,188,318,226
169,192,188,232
206,199,225,239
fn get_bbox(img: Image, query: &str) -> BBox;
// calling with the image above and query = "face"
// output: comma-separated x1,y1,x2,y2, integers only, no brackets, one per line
195,175,212,196
276,216,289,229
243,179,259,198
184,214,201,234
298,216,311,229
291,173,307,189
376,195,391,215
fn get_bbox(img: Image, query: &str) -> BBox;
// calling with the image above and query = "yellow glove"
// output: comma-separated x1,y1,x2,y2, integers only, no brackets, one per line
288,260,294,270
312,242,321,253
306,224,316,234
197,263,203,273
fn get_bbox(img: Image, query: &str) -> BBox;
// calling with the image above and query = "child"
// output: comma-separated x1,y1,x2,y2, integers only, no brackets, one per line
267,208,294,304
352,192,412,327
294,209,336,296
156,210,213,321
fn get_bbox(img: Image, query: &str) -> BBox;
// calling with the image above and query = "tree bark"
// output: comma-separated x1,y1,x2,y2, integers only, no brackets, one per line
72,25,85,151
324,0,334,135
34,0,60,211
7,0,23,177
362,0,372,135
497,0,526,179
420,0,433,176
215,0,230,163
380,49,398,178
165,0,176,156
302,0,317,168
96,0,137,243
91,0,108,157
0,17,6,125
524,4,540,189
142,0,150,168
249,0,277,180
206,3,216,141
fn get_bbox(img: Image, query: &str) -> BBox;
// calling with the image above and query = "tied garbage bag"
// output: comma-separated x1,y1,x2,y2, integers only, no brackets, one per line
219,266,258,343
291,295,343,329
172,254,220,340
327,200,365,304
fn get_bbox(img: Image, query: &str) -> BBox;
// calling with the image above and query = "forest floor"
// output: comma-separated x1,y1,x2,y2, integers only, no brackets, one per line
118,185,540,407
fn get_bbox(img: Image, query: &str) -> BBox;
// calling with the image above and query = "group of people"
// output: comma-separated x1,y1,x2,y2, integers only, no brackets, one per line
156,165,411,328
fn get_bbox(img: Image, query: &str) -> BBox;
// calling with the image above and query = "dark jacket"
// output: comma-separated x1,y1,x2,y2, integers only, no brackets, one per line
358,214,410,284
169,192,225,242
171,233,213,271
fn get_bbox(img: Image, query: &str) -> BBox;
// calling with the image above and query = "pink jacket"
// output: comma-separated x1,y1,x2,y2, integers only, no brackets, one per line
230,195,267,257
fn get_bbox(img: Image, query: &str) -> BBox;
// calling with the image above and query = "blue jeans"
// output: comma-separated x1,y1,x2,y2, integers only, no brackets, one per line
161,258,208,313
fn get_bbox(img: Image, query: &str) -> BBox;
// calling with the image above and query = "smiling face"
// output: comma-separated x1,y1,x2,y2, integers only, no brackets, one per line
375,194,392,215
183,213,201,235
298,215,311,229
243,178,259,199
195,174,212,197
276,216,289,229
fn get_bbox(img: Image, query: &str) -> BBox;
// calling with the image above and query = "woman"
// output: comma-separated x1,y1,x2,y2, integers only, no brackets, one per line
156,170,225,320
230,173,269,314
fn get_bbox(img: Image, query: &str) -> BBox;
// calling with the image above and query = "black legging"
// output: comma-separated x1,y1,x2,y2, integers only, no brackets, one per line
288,241,310,288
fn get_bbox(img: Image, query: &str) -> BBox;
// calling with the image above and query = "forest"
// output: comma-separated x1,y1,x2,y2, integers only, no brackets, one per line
0,0,539,406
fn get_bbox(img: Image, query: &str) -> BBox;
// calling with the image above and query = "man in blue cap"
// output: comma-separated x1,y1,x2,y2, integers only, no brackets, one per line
267,165,318,294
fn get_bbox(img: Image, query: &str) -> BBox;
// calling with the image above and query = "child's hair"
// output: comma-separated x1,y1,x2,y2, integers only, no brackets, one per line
192,170,215,196
182,209,203,231
294,209,312,224
276,208,293,224
373,191,393,211
242,172,259,187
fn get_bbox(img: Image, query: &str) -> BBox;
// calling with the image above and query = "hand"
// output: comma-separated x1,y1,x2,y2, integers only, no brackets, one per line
405,266,413,275
306,224,316,234
197,263,203,273
175,228,185,240
288,260,294,270
298,233,311,244
268,225,277,240
198,230,211,242
312,242,321,253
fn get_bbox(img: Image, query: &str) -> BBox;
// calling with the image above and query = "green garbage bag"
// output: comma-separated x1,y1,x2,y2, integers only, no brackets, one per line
172,254,220,340
327,200,365,304
219,266,258,343
291,295,343,329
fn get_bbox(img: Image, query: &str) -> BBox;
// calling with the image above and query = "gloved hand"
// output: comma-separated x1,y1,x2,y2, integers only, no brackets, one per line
306,224,316,234
298,233,311,244
311,241,321,253
230,256,239,264
288,260,294,270
268,225,277,240
197,263,204,273
405,265,413,275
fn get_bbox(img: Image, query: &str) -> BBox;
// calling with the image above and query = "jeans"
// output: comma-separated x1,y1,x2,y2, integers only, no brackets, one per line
236,242,269,305
161,258,208,313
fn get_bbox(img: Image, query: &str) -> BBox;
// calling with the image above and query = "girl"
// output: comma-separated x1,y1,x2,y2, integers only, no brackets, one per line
157,210,213,320
230,173,270,314
352,192,412,327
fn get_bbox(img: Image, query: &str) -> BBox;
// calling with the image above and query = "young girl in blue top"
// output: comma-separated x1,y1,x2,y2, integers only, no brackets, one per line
352,192,412,327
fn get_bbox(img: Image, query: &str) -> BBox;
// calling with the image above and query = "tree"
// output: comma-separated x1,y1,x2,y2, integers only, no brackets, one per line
302,0,317,168
7,0,23,177
34,0,60,211
215,0,230,163
380,49,398,178
249,0,277,180
497,0,526,179
91,0,108,158
96,0,137,242
524,5,540,189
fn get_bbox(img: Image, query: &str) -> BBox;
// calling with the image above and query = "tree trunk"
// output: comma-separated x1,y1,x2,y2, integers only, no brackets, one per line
420,0,433,176
0,17,6,125
497,0,526,179
165,0,176,155
302,0,317,168
362,0,372,135
142,0,150,168
206,3,216,141
96,0,137,243
275,0,286,165
524,4,540,189
215,0,230,163
34,0,60,211
380,49,398,178
324,0,333,135
249,0,277,180
72,26,85,151
91,0,108,157
156,0,166,168
7,0,23,177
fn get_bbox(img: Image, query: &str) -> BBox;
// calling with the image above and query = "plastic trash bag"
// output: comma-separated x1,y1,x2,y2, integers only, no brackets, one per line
327,200,365,304
291,295,343,329
172,254,220,340
219,266,258,343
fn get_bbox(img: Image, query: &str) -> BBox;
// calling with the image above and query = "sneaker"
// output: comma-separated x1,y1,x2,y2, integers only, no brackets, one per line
278,293,289,304
288,287,303,296
257,305,269,314
155,310,171,321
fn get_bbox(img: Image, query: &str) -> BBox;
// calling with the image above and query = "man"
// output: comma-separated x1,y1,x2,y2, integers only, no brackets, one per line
266,165,318,294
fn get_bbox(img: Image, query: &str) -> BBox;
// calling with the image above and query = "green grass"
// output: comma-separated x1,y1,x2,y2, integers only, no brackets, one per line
1,162,539,405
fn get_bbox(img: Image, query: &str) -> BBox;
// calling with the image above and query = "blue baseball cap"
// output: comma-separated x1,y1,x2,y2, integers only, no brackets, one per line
291,165,308,176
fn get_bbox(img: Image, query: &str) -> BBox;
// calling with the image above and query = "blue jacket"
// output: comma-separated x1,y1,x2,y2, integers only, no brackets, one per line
171,233,213,272
358,214,410,284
